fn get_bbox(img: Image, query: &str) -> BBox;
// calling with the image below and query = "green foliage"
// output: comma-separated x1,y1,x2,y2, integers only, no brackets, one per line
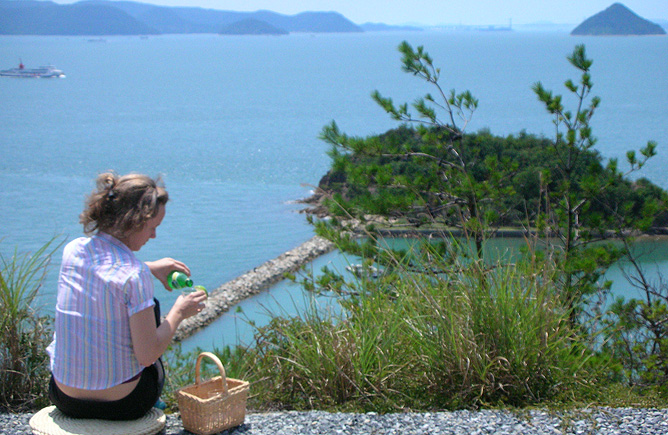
318,43,665,324
240,242,601,411
0,238,62,411
531,44,661,322
319,126,665,236
318,43,665,267
603,295,668,393
598,236,668,396
321,41,511,258
300,41,668,408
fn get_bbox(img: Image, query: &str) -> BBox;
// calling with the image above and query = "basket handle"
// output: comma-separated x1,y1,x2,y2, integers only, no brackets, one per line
195,351,229,395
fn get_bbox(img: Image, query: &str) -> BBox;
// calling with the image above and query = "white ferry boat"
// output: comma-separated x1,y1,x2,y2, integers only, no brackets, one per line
0,62,65,78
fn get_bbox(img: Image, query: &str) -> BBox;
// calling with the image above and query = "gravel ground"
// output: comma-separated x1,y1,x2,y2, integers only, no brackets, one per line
5,408,668,435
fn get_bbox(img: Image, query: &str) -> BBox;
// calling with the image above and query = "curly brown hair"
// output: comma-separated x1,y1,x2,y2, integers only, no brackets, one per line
80,171,169,238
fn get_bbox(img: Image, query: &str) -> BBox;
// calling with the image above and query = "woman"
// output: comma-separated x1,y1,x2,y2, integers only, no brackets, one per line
47,171,207,420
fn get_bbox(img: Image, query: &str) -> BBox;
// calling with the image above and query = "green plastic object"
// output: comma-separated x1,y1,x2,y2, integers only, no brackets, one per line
167,271,193,290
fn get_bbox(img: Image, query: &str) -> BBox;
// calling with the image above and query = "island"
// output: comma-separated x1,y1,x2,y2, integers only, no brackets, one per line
571,3,666,36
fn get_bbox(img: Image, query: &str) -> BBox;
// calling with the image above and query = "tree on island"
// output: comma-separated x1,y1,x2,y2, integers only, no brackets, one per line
316,42,665,263
319,41,511,259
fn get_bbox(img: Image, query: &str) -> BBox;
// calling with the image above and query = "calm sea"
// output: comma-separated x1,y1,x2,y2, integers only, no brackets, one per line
1,31,667,350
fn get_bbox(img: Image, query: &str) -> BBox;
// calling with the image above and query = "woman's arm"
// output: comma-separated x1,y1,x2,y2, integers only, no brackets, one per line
129,291,207,366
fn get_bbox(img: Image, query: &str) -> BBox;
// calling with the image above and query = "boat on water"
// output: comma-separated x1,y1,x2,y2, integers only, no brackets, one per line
0,61,65,78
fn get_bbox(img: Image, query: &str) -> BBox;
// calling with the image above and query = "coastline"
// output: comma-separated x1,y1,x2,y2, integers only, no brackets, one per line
298,194,668,240
172,235,335,342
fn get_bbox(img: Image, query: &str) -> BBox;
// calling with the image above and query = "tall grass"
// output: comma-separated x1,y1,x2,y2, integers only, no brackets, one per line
0,238,61,411
239,239,602,412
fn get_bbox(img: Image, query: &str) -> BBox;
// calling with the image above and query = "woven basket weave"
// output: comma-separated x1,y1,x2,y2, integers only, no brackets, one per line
176,352,249,435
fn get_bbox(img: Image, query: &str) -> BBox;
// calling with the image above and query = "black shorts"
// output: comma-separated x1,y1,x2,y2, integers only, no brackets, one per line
48,358,165,420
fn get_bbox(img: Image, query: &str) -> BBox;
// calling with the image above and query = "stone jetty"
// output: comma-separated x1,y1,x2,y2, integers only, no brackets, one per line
172,235,335,342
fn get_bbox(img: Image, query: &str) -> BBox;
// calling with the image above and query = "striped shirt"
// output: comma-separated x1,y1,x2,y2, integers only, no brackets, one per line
47,232,155,390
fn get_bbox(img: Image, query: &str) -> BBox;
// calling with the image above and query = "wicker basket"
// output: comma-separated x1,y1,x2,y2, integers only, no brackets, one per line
176,352,249,435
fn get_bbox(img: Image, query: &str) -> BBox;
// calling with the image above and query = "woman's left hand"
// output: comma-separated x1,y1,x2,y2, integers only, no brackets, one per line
145,258,191,291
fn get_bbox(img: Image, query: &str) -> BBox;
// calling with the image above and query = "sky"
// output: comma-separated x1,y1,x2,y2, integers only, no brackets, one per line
50,0,668,26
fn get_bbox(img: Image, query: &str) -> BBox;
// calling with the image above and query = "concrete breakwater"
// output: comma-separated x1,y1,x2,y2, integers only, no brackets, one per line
172,235,335,342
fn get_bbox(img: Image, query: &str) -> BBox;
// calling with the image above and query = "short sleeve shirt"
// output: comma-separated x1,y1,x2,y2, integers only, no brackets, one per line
47,232,155,390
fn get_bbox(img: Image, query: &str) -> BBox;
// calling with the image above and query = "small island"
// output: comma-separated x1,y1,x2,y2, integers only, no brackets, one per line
571,3,666,36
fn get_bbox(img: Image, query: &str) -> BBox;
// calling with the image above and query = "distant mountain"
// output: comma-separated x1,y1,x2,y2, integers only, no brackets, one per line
0,0,363,35
220,18,288,35
0,0,157,35
571,3,666,36
250,10,362,33
360,22,423,32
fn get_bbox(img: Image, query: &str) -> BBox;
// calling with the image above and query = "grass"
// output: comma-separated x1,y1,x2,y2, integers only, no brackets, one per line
169,238,609,413
0,238,62,411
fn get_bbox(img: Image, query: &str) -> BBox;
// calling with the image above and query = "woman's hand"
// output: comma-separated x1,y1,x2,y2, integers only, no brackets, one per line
145,258,191,291
173,290,208,319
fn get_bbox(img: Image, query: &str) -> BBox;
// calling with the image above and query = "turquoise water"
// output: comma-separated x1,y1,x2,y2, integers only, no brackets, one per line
1,31,667,350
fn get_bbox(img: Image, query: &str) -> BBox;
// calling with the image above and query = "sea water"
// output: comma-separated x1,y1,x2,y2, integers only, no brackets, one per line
1,31,667,351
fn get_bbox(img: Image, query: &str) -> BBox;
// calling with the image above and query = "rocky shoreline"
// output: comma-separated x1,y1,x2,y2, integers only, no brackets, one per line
172,235,335,342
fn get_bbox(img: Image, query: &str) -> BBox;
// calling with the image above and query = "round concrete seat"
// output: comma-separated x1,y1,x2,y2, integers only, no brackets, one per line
29,406,166,435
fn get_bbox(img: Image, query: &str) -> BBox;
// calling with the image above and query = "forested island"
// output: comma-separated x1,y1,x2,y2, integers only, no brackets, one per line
310,124,668,234
571,3,666,36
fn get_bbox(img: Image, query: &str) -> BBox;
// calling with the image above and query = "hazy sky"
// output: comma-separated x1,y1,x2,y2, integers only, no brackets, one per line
51,0,668,26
